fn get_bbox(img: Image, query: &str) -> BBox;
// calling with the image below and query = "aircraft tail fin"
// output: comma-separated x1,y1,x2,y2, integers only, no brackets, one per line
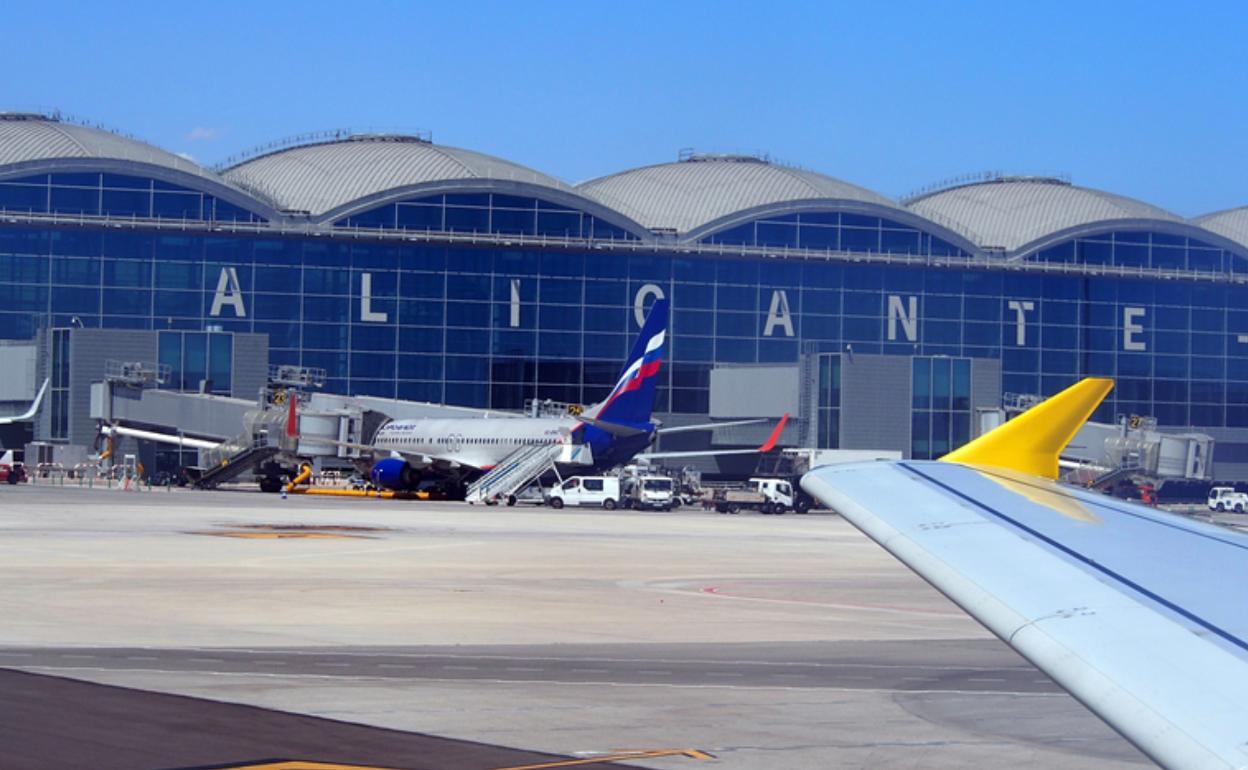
591,299,668,425
941,377,1113,479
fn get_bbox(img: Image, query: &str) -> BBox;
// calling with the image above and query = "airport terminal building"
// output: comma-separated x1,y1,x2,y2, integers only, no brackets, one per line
2,112,1248,476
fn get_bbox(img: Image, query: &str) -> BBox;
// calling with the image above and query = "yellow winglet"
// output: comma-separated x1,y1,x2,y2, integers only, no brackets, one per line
940,377,1114,479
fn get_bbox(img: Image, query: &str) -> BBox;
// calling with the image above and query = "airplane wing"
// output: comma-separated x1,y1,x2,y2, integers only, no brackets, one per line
0,378,49,425
639,414,789,460
654,417,773,435
800,378,1248,770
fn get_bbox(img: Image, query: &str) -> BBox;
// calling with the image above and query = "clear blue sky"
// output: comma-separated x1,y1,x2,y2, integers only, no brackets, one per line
4,0,1244,215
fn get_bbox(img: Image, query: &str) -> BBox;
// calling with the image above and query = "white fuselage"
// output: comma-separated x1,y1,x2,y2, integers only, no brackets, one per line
373,417,578,469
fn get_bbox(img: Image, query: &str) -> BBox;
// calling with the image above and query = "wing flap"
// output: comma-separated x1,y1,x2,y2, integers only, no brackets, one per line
802,460,1248,770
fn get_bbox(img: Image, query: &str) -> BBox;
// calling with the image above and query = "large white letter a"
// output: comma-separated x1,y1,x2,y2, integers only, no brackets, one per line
763,290,794,337
209,267,246,317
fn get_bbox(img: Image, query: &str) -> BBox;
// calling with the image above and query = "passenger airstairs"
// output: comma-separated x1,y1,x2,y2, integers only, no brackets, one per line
189,405,297,490
465,441,593,505
190,442,281,489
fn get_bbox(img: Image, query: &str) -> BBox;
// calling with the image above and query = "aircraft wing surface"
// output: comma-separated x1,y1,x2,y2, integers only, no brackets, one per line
802,380,1248,770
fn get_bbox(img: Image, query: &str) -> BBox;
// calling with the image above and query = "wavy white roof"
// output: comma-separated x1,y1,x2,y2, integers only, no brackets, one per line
907,177,1184,254
222,135,576,217
0,113,213,180
1194,207,1248,250
576,156,902,235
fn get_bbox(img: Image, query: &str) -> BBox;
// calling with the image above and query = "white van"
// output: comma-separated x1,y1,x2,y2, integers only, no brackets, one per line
546,476,620,510
1208,486,1248,512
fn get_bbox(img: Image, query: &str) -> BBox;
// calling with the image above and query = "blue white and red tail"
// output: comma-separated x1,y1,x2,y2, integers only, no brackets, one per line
590,298,667,426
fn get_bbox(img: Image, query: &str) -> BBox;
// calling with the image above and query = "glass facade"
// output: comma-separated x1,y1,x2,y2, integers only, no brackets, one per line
816,353,841,448
159,330,234,394
702,211,969,257
2,162,1248,439
337,192,638,241
912,357,972,459
1029,231,1238,273
3,205,1248,432
0,173,265,223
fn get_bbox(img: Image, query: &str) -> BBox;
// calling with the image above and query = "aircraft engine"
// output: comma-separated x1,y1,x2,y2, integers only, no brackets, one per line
370,458,421,490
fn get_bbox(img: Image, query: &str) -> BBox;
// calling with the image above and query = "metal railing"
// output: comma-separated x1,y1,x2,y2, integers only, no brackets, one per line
0,208,1244,285
104,360,170,387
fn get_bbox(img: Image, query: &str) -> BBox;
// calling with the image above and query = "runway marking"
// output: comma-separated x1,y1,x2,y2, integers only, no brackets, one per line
377,663,415,669
493,748,714,769
191,531,369,540
11,665,1063,696
135,646,1029,674
217,762,406,769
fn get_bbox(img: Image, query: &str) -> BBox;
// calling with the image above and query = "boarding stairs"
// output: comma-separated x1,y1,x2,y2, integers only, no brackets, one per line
190,441,282,489
1090,462,1142,491
465,441,594,504
189,404,297,489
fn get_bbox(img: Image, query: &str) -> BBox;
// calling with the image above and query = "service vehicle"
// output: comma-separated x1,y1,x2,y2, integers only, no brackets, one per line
621,474,675,511
713,477,797,514
1207,486,1248,512
0,461,26,485
545,475,621,509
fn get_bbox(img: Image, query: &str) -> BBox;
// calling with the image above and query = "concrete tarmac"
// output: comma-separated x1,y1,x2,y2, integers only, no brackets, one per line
0,484,1151,768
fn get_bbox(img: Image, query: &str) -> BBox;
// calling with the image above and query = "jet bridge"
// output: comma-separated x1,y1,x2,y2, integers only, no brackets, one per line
90,361,524,489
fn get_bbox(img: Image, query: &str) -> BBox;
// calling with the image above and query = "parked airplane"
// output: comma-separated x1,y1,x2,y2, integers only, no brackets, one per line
0,378,49,425
801,378,1248,769
360,299,786,495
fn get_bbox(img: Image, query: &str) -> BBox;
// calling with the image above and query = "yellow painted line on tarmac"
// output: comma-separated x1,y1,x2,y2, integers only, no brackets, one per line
190,531,370,540
207,748,712,770
492,748,715,769
215,762,406,770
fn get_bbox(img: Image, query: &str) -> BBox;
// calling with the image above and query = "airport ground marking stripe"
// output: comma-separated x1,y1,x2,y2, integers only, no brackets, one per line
216,762,407,770
492,748,713,769
12,663,1059,695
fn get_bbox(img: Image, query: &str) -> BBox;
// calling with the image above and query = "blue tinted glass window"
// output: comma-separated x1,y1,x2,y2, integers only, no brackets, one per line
153,191,202,219
447,193,490,207
446,205,490,233
0,182,48,212
159,332,182,389
841,227,879,252
399,326,444,353
913,358,931,409
345,205,397,229
755,222,798,248
446,302,489,327
104,288,149,316
394,203,440,230
536,211,581,237
183,333,207,388
589,218,637,240
491,208,535,235
881,228,920,254
208,334,231,393
50,185,99,215
102,188,151,217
